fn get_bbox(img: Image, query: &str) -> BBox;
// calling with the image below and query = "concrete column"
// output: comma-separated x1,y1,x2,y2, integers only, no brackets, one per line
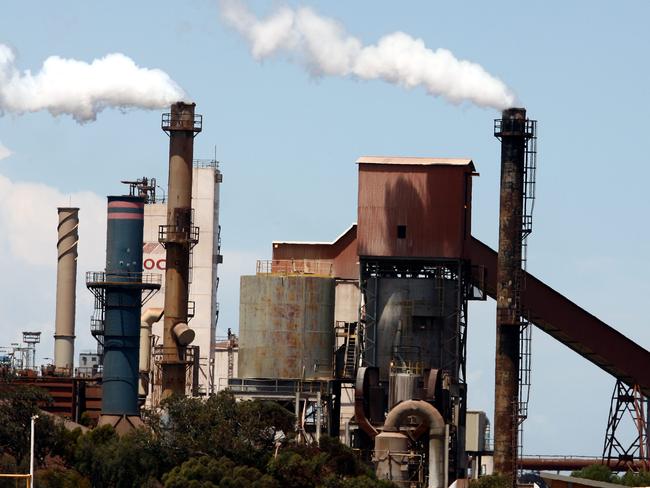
54,207,79,373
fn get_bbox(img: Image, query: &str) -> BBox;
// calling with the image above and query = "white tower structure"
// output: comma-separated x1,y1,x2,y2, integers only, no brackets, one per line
142,161,222,403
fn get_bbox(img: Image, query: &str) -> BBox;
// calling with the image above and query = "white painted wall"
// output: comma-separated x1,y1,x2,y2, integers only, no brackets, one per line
142,166,221,399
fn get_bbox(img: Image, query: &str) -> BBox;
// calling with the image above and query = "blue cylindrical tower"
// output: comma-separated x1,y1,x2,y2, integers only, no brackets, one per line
102,195,146,416
87,195,160,432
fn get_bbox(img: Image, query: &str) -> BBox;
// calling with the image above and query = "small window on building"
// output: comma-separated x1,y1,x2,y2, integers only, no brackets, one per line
397,225,407,239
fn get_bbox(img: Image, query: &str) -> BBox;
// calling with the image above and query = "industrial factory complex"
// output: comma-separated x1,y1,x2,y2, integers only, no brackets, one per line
2,102,650,488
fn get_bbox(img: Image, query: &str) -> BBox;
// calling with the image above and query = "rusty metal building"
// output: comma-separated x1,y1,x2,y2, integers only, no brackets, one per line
236,144,650,487
356,156,474,259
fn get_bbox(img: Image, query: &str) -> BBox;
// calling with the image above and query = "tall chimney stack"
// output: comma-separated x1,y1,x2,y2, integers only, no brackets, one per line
493,107,530,484
88,195,161,433
160,102,201,399
54,207,79,374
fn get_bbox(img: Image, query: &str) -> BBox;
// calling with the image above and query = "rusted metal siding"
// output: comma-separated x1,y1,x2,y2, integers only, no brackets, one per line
332,228,359,279
357,163,473,259
238,275,335,380
6,377,102,422
272,225,359,280
273,243,332,261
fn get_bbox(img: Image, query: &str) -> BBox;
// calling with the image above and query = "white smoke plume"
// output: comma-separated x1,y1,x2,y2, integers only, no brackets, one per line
0,44,187,122
220,1,517,110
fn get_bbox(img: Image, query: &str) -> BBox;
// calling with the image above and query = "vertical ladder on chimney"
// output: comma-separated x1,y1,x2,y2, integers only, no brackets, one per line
517,119,538,465
227,327,234,379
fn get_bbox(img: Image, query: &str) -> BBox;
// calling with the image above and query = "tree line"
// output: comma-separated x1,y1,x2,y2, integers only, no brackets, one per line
0,385,395,488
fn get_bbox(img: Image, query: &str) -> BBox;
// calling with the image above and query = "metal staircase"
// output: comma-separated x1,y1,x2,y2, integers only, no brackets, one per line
340,322,358,379
517,119,538,463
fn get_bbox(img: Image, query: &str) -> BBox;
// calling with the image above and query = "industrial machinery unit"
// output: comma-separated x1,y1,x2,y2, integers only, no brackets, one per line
4,102,650,480
354,156,482,487
247,109,650,485
236,157,484,487
86,195,160,433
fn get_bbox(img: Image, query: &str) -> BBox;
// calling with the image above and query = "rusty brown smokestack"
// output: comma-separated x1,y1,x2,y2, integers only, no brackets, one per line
493,108,528,484
54,207,79,374
160,102,201,398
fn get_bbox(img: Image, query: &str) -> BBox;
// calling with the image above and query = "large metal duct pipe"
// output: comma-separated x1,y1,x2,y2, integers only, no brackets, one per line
139,307,163,397
375,400,446,488
160,102,201,399
99,196,147,429
54,207,79,374
493,107,527,482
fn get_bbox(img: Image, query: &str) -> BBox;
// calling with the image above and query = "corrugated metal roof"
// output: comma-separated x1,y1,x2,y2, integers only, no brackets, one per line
273,223,357,246
356,156,474,169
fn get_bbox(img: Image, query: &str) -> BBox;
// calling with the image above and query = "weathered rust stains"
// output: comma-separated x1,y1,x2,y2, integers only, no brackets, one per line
493,107,527,484
238,275,335,379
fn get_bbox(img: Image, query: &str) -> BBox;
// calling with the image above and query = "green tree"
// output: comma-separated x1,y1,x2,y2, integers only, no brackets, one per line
153,391,295,469
72,424,165,488
0,385,65,467
619,470,650,487
469,474,511,488
36,468,91,488
571,464,619,484
163,456,280,488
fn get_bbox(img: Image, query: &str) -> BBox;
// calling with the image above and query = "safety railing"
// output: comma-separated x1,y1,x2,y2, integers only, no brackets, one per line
158,224,200,247
161,112,202,134
256,259,334,277
222,378,328,395
85,271,162,286
193,159,220,169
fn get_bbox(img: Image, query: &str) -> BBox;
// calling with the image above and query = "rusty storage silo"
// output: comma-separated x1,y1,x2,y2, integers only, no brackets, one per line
238,275,335,380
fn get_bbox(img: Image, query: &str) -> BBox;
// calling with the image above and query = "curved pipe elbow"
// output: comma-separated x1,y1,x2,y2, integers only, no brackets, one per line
141,307,164,327
383,399,445,437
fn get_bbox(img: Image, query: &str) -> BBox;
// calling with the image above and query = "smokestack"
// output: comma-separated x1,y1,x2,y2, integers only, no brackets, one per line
493,107,531,484
54,207,79,374
89,195,160,434
160,102,201,399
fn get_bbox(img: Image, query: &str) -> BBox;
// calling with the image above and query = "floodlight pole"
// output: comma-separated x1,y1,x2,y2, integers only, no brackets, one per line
30,415,38,488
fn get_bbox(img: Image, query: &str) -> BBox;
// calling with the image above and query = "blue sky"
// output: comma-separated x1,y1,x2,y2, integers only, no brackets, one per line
1,1,649,457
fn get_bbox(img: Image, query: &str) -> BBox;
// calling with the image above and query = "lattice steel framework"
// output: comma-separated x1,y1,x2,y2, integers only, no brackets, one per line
358,258,480,384
603,380,650,470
